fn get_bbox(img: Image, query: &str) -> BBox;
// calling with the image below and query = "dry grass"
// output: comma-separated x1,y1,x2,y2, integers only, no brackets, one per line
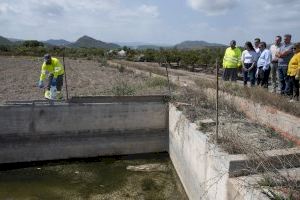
109,60,184,77
194,78,300,117
173,86,293,154
110,59,300,117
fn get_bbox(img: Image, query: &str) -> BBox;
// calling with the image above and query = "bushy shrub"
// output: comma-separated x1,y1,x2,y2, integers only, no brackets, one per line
110,79,136,96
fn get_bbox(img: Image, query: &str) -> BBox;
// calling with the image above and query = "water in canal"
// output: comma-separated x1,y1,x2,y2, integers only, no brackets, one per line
0,154,187,200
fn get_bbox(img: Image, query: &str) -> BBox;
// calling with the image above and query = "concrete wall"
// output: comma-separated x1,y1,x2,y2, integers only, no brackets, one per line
169,103,300,200
0,96,168,164
169,104,232,200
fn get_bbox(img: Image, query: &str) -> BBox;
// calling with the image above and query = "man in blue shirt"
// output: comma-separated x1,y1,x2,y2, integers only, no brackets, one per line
276,34,294,95
256,42,272,88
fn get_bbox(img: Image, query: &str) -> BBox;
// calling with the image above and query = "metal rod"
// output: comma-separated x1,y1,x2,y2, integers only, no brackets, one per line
62,50,69,101
215,58,219,142
165,63,171,96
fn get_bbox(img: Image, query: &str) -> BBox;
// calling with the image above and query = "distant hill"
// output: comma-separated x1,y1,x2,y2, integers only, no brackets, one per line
44,39,71,46
1,35,226,50
68,35,120,49
0,36,13,46
175,40,225,49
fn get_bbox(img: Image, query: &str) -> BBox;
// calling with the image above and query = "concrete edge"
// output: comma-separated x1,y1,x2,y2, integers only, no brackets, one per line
228,167,300,200
3,95,171,105
229,148,300,177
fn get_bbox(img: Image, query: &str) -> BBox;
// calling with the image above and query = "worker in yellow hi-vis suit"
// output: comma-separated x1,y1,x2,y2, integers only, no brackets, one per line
38,54,64,99
287,42,300,101
222,40,242,82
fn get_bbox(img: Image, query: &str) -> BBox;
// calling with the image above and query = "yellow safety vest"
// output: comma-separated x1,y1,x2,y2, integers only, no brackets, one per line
39,57,64,81
223,47,242,68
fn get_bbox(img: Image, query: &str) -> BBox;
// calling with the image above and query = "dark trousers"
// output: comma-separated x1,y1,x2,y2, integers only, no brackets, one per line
278,65,288,94
222,68,238,82
257,67,270,88
243,63,256,86
287,76,299,99
47,74,64,91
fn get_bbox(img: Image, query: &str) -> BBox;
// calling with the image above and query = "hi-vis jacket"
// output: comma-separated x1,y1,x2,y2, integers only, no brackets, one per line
39,57,64,81
288,52,300,76
223,47,242,68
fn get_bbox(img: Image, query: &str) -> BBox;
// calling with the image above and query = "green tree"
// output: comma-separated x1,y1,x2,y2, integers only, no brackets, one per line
22,40,44,47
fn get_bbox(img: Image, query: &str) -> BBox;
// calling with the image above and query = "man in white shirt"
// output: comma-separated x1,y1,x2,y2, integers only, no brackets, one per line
269,36,282,92
257,42,272,88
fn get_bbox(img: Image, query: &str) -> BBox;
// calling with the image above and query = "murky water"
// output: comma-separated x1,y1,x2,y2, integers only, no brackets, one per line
0,154,187,200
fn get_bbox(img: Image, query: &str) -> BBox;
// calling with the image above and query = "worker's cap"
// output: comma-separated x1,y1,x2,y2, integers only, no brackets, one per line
44,54,51,62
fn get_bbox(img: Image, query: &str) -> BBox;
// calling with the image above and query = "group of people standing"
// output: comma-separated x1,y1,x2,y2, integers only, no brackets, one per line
222,34,300,101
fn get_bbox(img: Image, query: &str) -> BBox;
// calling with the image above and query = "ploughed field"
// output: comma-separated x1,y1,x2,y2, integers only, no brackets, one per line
0,56,170,103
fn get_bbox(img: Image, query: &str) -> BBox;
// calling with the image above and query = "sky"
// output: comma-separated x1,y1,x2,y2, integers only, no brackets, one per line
0,0,300,45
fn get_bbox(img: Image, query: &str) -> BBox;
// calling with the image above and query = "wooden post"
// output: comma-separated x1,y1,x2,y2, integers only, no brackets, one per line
62,50,69,101
165,64,171,96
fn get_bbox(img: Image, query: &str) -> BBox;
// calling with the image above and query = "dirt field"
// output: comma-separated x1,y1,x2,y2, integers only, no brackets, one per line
0,56,169,102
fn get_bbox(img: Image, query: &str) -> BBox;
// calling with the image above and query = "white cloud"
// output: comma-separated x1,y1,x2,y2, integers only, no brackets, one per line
0,0,161,41
247,0,300,34
110,4,159,19
138,5,159,18
1,0,299,44
0,3,11,14
187,0,239,15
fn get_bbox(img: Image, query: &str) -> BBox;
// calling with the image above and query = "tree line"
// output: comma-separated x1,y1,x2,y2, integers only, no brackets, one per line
0,40,105,59
0,40,226,71
114,47,226,71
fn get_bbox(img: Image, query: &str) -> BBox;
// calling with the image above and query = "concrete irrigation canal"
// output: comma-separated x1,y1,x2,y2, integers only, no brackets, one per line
1,95,299,199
